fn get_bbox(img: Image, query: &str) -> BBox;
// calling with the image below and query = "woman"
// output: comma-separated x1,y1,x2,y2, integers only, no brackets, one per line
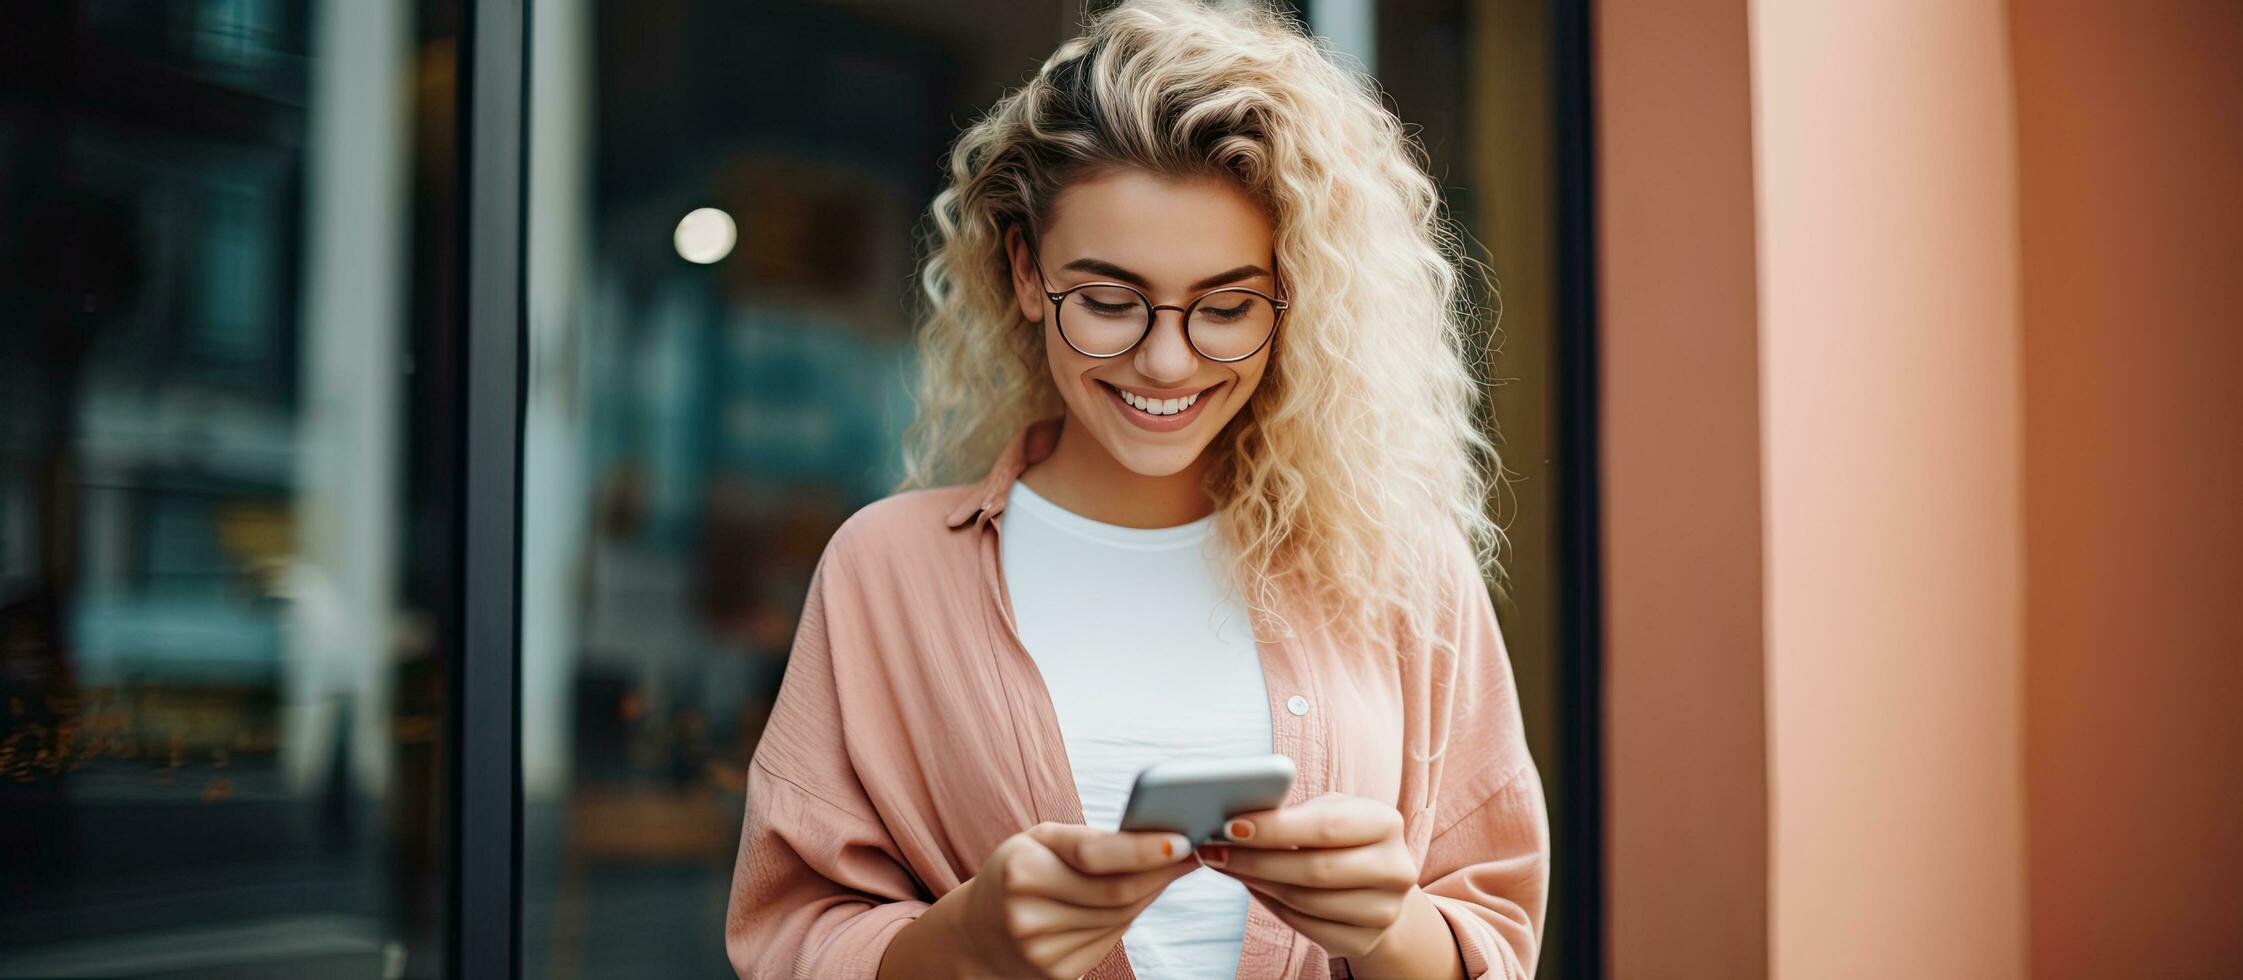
725,2,1547,977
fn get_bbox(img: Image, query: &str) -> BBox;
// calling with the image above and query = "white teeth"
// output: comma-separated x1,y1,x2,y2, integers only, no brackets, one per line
1115,386,1202,416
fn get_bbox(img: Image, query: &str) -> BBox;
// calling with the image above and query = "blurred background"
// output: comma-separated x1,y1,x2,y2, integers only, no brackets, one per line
2,1,466,976
1,1,1585,977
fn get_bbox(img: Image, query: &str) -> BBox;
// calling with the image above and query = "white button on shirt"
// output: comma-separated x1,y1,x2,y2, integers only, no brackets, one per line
1000,479,1273,979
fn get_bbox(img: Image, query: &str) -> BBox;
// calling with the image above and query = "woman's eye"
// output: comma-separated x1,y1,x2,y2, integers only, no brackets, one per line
1083,299,1137,315
1200,302,1253,321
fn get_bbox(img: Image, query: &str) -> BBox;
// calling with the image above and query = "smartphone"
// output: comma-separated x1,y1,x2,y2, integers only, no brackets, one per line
1118,755,1296,846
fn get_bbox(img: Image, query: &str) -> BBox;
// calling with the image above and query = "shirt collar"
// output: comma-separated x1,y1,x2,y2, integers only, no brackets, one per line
942,416,1065,530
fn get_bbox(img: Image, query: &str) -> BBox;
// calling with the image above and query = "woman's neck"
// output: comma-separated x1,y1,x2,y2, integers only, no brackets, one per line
1017,414,1217,529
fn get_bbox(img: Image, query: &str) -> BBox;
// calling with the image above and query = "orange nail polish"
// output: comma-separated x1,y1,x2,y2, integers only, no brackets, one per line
1227,820,1253,840
1161,839,1174,858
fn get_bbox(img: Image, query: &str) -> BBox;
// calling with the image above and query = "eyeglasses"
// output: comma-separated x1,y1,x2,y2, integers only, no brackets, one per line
1026,236,1288,363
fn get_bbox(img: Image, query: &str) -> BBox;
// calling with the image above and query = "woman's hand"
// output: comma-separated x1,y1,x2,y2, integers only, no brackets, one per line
881,822,1197,980
1197,793,1466,980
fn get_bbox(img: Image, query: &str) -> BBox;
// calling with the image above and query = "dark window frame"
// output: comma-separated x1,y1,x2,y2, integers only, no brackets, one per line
452,0,529,976
1552,1,1605,977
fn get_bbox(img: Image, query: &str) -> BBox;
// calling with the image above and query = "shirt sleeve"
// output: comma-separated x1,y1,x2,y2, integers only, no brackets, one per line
725,542,931,979
1414,532,1552,979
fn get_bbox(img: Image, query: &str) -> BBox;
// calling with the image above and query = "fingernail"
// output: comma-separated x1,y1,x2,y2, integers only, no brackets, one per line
1198,844,1229,868
1226,819,1254,841
1162,834,1190,859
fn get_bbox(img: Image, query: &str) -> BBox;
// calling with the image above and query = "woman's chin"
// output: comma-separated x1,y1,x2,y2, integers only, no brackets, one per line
1078,417,1209,478
1104,438,1204,478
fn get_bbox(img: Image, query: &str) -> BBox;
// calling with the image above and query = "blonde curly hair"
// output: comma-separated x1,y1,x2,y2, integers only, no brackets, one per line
901,0,1501,656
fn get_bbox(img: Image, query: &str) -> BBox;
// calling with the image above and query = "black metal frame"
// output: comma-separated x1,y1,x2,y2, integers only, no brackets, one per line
453,0,530,977
1551,0,1606,977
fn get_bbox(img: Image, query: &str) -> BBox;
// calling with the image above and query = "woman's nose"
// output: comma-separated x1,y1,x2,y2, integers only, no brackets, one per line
1134,308,1199,381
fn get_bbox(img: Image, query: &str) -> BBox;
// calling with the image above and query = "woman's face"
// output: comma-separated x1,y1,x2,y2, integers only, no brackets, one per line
1007,169,1278,478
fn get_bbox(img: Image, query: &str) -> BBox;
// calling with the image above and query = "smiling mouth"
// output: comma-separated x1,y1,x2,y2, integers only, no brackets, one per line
1101,381,1213,417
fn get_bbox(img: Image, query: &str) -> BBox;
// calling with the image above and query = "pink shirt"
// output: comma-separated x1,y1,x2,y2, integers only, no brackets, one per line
726,419,1549,979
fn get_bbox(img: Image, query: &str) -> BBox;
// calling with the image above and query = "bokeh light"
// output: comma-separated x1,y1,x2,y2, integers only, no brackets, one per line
673,207,737,264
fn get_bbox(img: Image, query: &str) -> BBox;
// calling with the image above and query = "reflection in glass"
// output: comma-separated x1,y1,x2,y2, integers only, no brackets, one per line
519,2,1069,975
0,1,462,976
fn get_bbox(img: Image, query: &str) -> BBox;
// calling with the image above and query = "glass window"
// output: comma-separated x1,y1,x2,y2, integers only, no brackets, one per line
0,1,465,976
517,3,1079,974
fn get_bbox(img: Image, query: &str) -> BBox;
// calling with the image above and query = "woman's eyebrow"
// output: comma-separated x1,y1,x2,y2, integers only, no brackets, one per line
1059,257,1274,292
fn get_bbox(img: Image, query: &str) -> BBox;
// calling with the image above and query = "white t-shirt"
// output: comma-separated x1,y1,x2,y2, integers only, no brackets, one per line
999,479,1273,979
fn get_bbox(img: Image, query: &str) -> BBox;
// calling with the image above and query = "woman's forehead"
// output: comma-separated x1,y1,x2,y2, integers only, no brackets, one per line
1041,170,1275,279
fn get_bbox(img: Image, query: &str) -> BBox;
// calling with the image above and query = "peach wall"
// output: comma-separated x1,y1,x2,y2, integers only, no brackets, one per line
1749,3,2027,978
1601,3,2239,978
1594,1,1770,976
2012,4,2243,978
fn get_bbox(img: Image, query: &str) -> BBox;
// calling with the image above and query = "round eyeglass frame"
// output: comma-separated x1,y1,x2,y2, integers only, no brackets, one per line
1026,236,1290,363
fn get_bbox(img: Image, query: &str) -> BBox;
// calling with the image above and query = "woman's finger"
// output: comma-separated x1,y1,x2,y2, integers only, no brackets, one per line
1027,822,1193,875
1013,851,1199,908
1257,896,1388,958
1221,793,1400,850
1202,840,1416,892
1022,922,1124,969
1224,870,1405,928
1043,923,1132,979
1004,894,1144,936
